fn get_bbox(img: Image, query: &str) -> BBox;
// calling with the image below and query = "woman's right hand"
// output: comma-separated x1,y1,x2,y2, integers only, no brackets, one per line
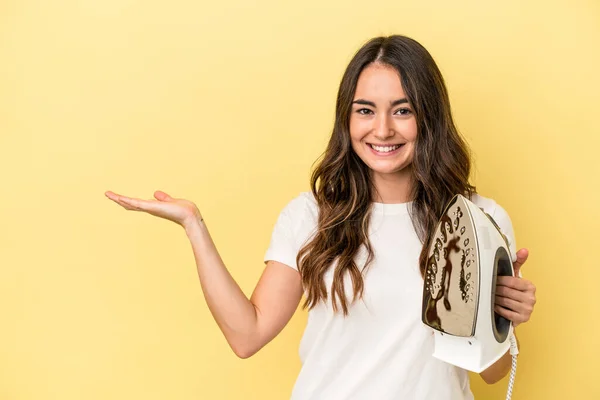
106,189,304,360
105,190,201,229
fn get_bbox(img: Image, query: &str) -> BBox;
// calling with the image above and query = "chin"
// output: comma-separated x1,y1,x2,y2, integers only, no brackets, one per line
368,161,408,173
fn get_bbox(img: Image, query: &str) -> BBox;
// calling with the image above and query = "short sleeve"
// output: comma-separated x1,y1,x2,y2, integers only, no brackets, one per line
489,202,518,265
471,193,519,275
264,193,315,271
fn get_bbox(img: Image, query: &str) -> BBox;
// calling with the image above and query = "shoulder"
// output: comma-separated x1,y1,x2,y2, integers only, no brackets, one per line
280,191,318,220
469,192,511,223
286,191,318,212
264,192,319,270
469,192,517,260
275,191,319,237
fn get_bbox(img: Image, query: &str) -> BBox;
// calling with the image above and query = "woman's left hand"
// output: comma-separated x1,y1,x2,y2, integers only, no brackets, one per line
494,248,536,327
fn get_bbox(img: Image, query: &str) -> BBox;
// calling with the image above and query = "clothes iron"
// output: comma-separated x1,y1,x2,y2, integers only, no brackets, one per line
421,194,518,374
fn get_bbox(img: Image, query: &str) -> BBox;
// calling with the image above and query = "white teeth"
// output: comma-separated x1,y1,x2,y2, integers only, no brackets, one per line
370,144,401,153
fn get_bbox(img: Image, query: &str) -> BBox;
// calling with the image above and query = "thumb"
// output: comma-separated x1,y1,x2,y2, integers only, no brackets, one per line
513,248,529,277
154,190,173,202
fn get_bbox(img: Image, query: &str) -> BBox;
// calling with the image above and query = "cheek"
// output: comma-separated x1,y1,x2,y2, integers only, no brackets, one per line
406,143,416,162
395,119,418,141
349,117,370,141
409,121,418,141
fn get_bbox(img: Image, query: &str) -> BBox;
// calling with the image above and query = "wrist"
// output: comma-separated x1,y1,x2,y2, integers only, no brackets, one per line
183,214,205,235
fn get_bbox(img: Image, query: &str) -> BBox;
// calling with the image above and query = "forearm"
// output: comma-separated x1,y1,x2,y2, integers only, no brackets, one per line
184,215,258,356
479,332,520,384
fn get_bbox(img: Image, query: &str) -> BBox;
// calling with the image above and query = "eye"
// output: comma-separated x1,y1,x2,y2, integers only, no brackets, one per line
394,108,412,116
356,108,374,115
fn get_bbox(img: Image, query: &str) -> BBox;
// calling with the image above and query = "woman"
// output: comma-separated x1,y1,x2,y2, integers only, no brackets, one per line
105,35,536,399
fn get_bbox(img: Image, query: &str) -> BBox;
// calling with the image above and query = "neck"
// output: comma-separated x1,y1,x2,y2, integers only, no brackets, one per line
371,168,414,204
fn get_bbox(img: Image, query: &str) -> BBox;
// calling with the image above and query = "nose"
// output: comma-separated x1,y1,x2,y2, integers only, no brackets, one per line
373,114,395,140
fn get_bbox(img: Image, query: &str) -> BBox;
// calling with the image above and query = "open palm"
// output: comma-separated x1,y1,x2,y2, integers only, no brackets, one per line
105,190,201,228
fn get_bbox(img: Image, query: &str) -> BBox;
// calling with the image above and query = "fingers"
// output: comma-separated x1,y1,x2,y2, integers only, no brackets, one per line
495,277,536,326
154,191,173,201
116,196,144,211
105,191,153,212
496,276,535,292
496,248,535,327
496,278,536,305
117,196,146,211
495,294,520,310
513,248,529,276
105,191,119,201
495,284,531,302
495,295,534,315
515,248,529,264
494,305,528,325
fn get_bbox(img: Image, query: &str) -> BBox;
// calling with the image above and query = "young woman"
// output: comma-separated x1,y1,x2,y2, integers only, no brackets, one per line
105,35,537,399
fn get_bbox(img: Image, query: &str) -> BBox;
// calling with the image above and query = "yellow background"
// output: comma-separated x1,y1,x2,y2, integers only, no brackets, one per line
1,0,598,398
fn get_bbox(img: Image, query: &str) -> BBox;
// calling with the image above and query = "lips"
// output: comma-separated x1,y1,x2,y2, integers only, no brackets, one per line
367,143,405,155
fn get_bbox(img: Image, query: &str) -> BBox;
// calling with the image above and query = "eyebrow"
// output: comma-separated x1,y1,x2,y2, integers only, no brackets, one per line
352,98,409,107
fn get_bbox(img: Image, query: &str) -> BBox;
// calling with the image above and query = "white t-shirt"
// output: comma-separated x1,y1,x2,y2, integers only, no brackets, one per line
264,191,517,400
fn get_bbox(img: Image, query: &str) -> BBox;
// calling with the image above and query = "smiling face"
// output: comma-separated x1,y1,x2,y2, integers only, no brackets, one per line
349,63,418,188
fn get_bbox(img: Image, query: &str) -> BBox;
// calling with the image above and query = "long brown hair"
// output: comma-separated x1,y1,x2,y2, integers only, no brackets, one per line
296,35,475,315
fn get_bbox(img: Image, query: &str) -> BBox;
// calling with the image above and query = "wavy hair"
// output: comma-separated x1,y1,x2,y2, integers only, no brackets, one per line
296,35,475,315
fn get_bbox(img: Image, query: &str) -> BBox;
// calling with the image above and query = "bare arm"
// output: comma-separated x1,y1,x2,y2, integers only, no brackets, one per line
105,190,303,359
479,333,519,384
185,215,303,358
481,249,534,384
